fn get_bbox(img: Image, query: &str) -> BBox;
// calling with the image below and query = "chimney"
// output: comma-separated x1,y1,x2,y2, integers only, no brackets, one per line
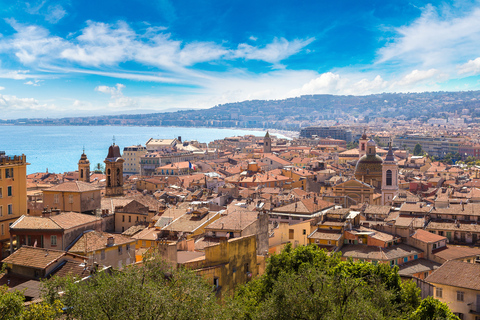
462,202,465,211
106,236,114,247
178,136,182,142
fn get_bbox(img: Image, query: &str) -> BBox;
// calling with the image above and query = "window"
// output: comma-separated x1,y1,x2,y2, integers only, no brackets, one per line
386,170,392,186
118,245,123,255
51,235,57,246
457,291,464,302
129,216,131,223
0,206,2,217
7,204,12,215
7,186,12,197
68,195,74,204
1,224,3,236
122,215,125,222
126,244,130,251
213,277,219,288
289,229,294,239
101,250,105,260
436,287,443,298
142,240,146,247
303,229,306,235
0,188,2,198
54,194,59,204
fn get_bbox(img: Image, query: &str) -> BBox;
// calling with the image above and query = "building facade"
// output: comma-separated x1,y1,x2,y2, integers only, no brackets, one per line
0,152,28,257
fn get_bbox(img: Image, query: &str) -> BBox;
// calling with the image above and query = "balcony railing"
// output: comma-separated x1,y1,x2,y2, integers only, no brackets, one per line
469,304,480,315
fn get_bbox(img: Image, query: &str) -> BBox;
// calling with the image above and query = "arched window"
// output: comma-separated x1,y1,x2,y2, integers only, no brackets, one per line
386,170,392,186
361,143,365,151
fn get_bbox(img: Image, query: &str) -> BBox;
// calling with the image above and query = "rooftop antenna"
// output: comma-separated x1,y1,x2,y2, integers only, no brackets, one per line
113,136,116,145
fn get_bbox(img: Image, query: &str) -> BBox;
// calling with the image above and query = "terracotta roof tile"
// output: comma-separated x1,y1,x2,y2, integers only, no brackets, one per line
43,181,100,192
411,229,446,243
206,211,258,231
68,231,134,253
426,260,480,290
3,246,73,269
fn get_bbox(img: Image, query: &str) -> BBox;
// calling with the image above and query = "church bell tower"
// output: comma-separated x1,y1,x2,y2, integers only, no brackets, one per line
264,131,272,153
78,149,90,183
359,128,368,159
381,142,399,205
104,142,125,197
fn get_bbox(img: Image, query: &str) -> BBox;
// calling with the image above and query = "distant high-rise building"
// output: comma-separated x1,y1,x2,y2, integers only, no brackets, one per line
299,126,353,142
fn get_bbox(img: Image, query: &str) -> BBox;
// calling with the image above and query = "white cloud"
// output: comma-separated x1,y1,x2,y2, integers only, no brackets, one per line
0,20,314,72
0,86,4,90
0,93,52,112
24,79,42,86
394,69,441,86
60,21,134,66
458,57,480,74
25,1,66,24
249,36,258,41
377,5,480,69
45,5,67,24
234,37,315,65
95,83,137,109
2,19,67,64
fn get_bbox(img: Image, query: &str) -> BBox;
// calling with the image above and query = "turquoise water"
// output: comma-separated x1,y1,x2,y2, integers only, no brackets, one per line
0,126,267,174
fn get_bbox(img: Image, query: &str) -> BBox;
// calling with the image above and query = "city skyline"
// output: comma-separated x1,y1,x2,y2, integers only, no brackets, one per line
2,0,480,119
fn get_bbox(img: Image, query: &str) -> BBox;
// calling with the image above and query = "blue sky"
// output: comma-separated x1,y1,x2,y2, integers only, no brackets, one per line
1,0,480,118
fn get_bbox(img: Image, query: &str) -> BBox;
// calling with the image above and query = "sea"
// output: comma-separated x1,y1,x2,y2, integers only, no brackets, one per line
0,125,273,174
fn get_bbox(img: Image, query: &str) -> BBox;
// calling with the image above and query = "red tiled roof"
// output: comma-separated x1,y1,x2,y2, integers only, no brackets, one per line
411,229,446,243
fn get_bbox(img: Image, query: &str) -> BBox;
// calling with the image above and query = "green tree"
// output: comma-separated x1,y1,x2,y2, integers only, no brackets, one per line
413,143,423,156
0,285,24,320
228,244,423,320
0,285,63,320
410,296,459,320
42,257,222,320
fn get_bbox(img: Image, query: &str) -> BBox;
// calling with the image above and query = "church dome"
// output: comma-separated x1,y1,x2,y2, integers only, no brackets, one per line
355,154,383,176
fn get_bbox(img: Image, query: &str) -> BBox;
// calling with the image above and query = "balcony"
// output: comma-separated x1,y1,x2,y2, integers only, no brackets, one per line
469,304,480,315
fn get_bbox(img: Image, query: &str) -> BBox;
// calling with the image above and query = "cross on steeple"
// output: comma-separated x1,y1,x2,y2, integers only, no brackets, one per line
112,135,116,145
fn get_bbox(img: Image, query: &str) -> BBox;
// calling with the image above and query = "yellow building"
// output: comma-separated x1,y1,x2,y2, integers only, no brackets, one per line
0,153,28,257
426,260,480,320
180,235,258,298
269,219,317,254
122,145,147,175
